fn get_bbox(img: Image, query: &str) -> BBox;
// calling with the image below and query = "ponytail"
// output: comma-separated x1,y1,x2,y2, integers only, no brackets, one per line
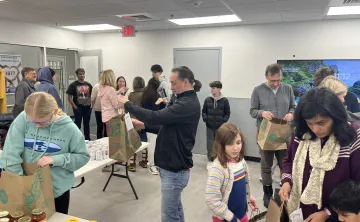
193,79,202,92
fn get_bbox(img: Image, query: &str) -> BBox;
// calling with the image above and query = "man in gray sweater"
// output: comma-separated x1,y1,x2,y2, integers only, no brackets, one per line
250,63,296,208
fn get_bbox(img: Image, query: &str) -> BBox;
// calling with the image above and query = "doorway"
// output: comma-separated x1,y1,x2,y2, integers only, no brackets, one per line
174,48,222,155
47,55,66,111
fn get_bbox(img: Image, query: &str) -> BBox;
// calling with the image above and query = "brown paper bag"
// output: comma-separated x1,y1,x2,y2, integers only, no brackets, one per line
249,209,267,222
109,115,142,162
265,199,289,222
257,118,293,151
0,164,55,219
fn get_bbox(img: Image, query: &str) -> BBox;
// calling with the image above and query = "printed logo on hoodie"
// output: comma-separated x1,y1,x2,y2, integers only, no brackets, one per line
24,138,62,153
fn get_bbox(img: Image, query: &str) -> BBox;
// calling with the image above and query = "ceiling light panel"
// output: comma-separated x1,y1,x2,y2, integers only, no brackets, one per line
62,24,121,32
328,6,360,15
169,15,241,25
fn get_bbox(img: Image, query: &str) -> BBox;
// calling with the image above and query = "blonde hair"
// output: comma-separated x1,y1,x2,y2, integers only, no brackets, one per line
100,69,116,87
319,76,348,95
24,92,63,118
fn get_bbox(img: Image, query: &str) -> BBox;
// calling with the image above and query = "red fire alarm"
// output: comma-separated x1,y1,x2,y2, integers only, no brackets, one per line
122,26,135,37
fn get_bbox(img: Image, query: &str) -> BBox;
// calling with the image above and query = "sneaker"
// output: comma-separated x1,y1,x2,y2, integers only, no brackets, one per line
128,163,136,172
259,177,262,182
102,165,120,172
148,165,159,175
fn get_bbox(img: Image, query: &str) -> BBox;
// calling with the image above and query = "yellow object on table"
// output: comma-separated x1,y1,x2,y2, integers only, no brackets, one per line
66,218,78,222
0,68,7,113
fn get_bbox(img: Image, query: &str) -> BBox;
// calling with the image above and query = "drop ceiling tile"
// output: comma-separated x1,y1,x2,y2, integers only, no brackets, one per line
239,12,282,22
230,2,279,14
283,16,325,22
172,0,225,9
278,0,330,11
281,9,327,19
135,20,177,28
224,0,275,6
187,6,233,16
122,0,181,13
243,18,282,25
25,0,129,10
151,10,196,20
47,3,141,19
55,16,133,27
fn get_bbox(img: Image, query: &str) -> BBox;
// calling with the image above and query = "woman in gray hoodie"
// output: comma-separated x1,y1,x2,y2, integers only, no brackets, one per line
35,67,63,109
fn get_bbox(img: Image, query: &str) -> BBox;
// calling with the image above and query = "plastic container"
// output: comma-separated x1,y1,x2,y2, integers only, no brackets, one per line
95,150,104,161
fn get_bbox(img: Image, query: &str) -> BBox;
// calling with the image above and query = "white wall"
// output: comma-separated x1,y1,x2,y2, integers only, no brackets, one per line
0,19,84,49
84,19,360,98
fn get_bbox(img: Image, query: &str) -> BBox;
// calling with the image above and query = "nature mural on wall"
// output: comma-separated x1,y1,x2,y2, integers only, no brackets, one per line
278,60,360,98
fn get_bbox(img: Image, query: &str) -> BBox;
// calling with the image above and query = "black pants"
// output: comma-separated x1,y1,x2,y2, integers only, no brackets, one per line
206,127,216,161
73,107,92,140
55,190,70,214
95,111,107,139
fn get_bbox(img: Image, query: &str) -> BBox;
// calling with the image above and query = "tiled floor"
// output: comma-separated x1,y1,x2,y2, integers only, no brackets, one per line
70,154,281,222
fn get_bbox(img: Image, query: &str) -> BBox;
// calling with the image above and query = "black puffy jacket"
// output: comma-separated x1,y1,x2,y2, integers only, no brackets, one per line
202,95,230,130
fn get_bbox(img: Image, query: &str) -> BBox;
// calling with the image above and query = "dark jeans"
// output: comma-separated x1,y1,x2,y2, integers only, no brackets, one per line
260,149,287,185
73,107,92,140
55,190,70,214
95,111,107,139
206,127,216,161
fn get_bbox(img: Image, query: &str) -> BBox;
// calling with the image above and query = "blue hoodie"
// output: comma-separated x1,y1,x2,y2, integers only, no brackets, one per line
36,67,64,109
0,111,90,198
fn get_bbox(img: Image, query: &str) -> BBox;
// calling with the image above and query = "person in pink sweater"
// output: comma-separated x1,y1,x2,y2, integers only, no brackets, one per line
98,69,121,133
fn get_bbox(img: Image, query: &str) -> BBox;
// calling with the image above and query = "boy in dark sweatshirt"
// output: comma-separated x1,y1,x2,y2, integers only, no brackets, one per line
202,81,230,162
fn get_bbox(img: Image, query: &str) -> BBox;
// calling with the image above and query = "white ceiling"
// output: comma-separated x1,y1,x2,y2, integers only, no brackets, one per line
0,0,359,32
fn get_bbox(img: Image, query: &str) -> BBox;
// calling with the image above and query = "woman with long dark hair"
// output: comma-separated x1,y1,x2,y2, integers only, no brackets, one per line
139,77,166,174
279,87,360,222
127,76,146,172
116,76,129,96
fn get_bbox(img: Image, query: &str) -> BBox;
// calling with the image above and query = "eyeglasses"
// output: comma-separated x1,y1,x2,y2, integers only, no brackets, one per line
269,80,281,83
31,114,54,126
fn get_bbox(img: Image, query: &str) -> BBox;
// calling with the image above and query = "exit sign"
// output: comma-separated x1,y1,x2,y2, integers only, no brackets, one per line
122,26,135,37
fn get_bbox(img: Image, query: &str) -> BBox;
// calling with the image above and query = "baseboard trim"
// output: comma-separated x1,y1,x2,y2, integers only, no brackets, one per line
244,156,261,163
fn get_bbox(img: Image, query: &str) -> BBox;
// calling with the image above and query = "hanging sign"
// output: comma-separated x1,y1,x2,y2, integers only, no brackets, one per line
0,54,22,94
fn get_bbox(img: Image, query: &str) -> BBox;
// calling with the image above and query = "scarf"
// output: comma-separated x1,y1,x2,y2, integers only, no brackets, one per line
287,134,340,214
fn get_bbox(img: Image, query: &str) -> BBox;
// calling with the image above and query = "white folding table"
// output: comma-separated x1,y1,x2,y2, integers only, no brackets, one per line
49,212,89,222
101,141,149,200
73,139,149,199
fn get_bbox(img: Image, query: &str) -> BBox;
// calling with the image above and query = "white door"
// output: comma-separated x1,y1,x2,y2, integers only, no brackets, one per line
174,48,221,155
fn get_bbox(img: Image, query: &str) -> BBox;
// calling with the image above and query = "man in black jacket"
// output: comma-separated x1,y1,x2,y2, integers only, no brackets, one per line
202,81,231,161
13,67,36,117
119,66,201,222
